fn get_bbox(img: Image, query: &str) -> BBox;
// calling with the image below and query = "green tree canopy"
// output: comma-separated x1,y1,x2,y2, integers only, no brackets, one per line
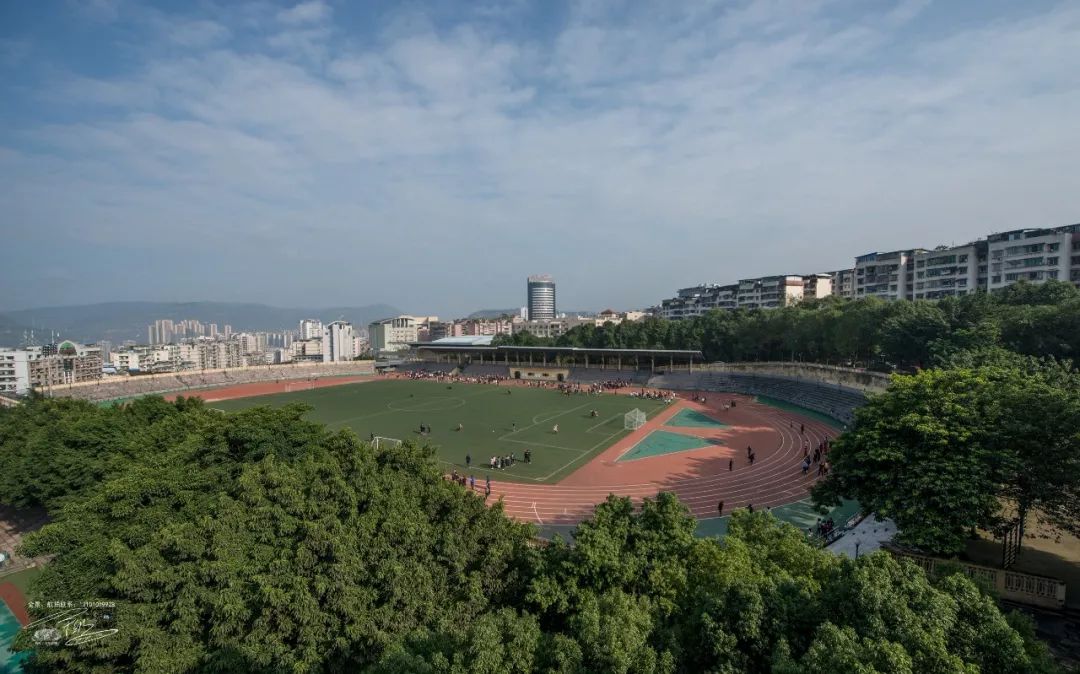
813,354,1080,553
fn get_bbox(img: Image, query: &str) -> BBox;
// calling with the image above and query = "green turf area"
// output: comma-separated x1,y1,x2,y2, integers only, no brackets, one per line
754,395,845,430
616,429,717,462
694,498,860,539
664,408,729,429
212,380,670,483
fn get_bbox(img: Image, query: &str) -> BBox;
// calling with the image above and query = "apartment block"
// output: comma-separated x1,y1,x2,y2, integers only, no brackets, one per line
854,249,926,301
737,275,806,309
913,242,987,300
986,225,1079,291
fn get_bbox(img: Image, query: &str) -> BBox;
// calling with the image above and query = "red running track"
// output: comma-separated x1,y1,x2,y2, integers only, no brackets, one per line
482,392,835,526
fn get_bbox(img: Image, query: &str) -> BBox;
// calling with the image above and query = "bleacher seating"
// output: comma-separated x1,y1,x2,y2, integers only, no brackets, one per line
648,371,866,424
45,362,376,403
645,372,705,390
459,364,509,378
398,362,458,374
568,368,651,385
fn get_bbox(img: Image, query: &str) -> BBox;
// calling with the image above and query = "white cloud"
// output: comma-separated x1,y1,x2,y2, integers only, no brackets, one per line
276,1,331,26
3,0,1079,312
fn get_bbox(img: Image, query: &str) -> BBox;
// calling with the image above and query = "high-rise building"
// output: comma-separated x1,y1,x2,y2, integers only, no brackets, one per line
527,274,556,320
299,319,323,340
322,321,356,362
986,226,1078,291
854,249,927,301
913,242,986,300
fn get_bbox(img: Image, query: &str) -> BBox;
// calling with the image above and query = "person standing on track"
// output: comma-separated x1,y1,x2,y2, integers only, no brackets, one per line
717,500,724,516
728,458,733,471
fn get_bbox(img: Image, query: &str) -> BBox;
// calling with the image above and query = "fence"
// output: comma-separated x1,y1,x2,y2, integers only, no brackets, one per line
883,544,1066,609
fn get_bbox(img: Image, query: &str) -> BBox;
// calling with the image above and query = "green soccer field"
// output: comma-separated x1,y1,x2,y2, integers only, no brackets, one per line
211,380,671,483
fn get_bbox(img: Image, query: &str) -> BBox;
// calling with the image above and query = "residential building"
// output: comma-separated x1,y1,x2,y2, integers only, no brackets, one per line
322,321,356,362
291,338,323,362
527,275,556,320
513,319,569,339
830,269,855,298
299,319,323,340
913,242,986,300
986,225,1079,291
0,342,103,394
854,249,926,301
802,274,834,300
369,316,433,354
737,275,806,309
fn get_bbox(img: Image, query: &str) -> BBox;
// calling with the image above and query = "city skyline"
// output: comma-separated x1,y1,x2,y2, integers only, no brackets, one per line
2,1,1080,315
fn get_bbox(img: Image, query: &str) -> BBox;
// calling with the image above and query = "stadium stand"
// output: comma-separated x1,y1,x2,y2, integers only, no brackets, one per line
41,362,376,403
397,362,458,374
458,363,510,378
568,368,652,385
646,371,866,424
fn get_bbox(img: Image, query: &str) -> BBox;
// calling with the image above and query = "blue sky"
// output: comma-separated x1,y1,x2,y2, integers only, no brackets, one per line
1,0,1078,316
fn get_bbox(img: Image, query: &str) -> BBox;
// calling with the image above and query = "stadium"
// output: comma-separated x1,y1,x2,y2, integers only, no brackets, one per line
44,344,874,539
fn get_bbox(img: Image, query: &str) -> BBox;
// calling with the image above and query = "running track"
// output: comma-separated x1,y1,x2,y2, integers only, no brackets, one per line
486,392,834,526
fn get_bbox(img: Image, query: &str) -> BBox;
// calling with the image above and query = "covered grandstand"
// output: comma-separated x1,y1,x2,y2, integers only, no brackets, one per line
412,343,705,374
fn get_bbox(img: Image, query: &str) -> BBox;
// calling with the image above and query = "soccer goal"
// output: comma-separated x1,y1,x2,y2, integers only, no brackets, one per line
372,436,403,450
624,408,647,430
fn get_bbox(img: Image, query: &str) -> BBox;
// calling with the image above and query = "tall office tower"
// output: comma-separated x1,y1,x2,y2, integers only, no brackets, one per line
209,323,219,338
527,274,556,320
148,324,157,345
224,324,233,338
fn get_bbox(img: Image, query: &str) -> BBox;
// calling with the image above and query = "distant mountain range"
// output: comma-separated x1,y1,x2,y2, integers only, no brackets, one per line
0,301,402,347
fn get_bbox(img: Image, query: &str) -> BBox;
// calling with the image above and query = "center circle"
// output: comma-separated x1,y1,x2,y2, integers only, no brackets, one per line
387,396,466,412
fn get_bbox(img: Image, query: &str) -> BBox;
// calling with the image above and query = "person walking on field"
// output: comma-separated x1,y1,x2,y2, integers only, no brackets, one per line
465,453,471,468
552,424,559,434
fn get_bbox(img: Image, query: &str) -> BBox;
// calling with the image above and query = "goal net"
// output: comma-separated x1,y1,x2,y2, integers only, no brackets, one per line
624,409,646,430
372,436,403,450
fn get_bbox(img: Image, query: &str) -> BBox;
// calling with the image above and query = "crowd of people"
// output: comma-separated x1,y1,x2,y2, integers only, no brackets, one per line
398,370,506,385
628,388,677,402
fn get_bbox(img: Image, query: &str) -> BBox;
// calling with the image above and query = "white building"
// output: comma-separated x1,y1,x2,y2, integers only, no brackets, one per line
913,242,986,300
369,316,437,354
322,320,356,362
737,275,806,309
802,274,834,300
0,349,31,395
299,319,323,340
854,249,926,301
986,226,1078,292
0,342,103,395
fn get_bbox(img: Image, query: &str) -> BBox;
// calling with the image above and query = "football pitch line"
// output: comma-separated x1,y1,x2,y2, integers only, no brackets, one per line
497,402,592,443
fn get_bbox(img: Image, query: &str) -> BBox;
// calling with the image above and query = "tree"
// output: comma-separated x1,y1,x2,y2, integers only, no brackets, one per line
9,399,1062,673
15,403,535,673
813,356,1080,553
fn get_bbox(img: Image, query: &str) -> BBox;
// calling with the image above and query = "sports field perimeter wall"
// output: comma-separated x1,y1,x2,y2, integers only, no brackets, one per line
701,362,890,394
40,361,376,403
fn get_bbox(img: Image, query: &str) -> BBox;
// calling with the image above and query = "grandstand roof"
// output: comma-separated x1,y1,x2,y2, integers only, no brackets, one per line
428,336,495,346
411,343,703,359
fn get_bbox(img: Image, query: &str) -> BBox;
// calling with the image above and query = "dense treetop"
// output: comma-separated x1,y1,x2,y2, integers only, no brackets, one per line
0,398,1061,672
495,280,1080,369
